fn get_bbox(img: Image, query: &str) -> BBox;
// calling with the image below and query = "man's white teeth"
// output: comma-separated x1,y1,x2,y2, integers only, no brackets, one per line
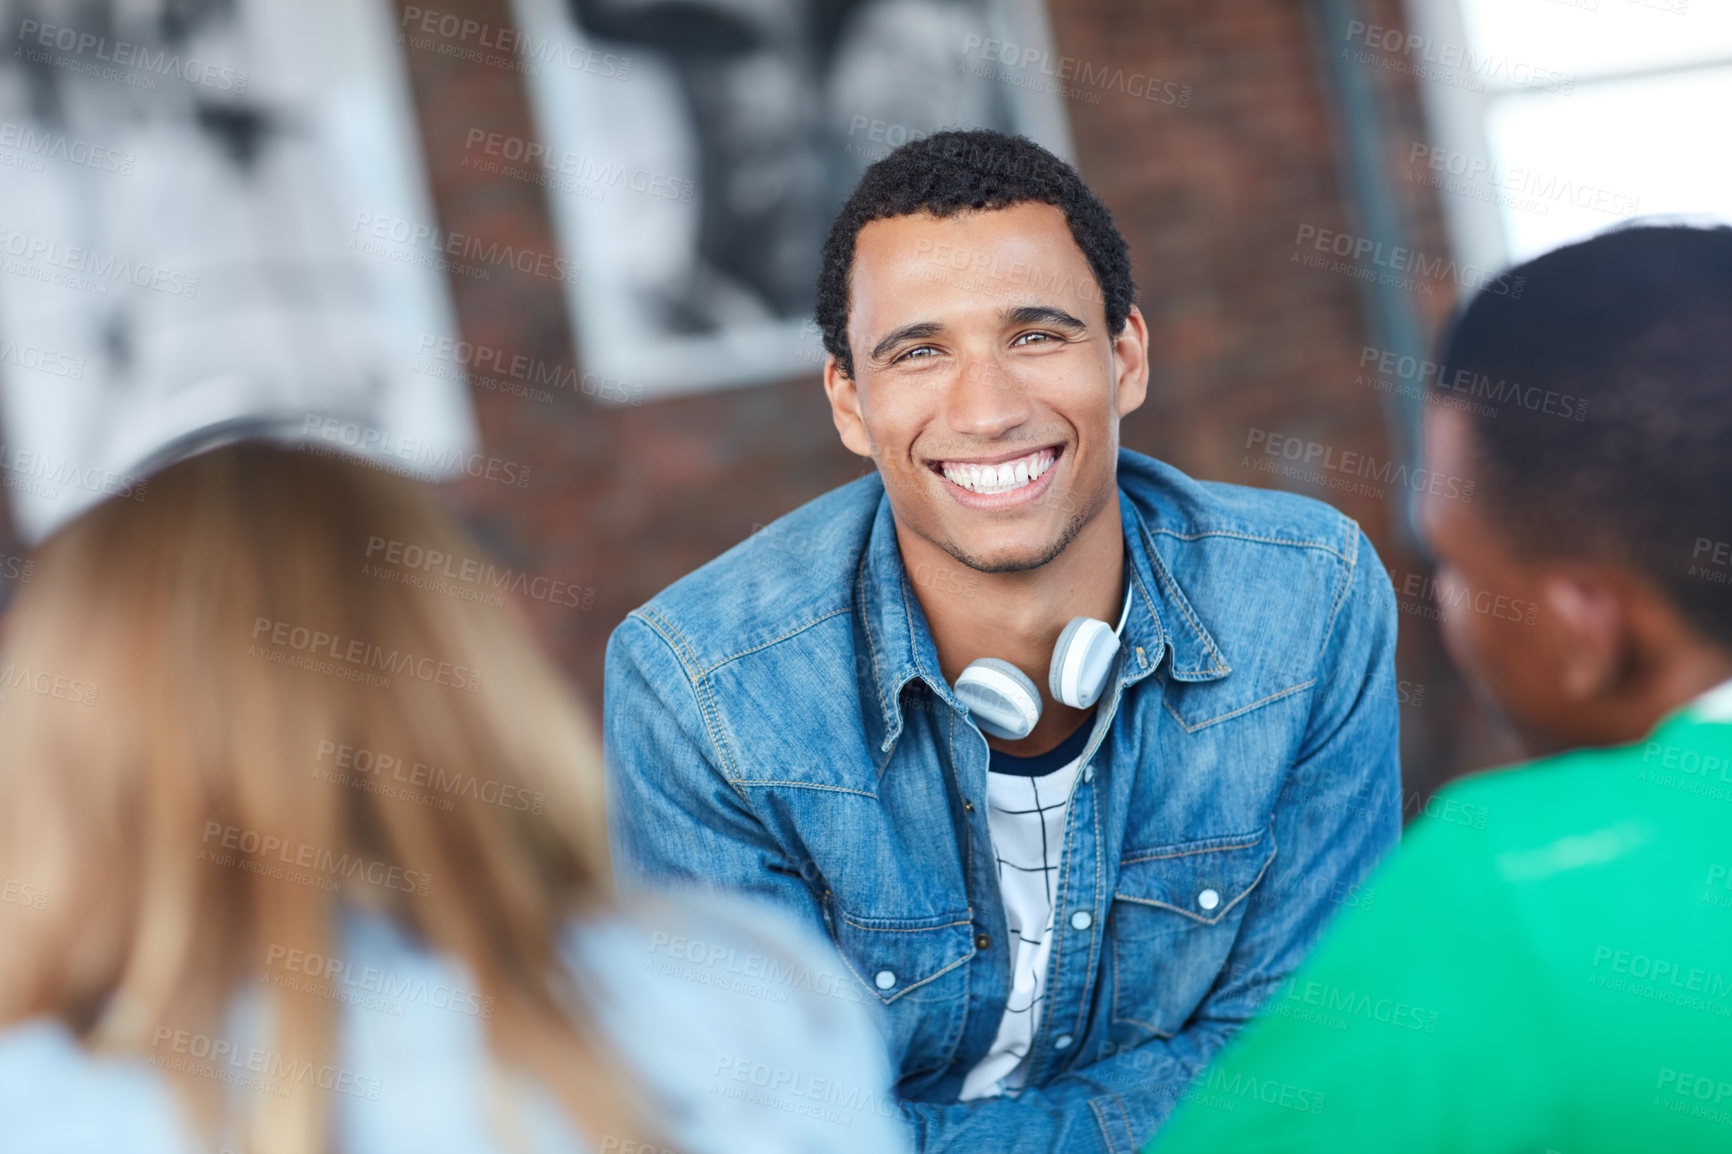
941,450,1056,495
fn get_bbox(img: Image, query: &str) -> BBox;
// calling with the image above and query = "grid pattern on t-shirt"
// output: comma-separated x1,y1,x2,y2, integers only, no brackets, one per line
958,754,1085,1101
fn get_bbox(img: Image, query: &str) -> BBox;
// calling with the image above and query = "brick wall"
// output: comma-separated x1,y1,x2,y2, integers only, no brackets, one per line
396,0,1518,806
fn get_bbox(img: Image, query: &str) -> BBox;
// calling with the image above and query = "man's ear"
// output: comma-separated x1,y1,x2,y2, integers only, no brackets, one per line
1537,567,1625,701
1112,305,1150,419
824,354,874,458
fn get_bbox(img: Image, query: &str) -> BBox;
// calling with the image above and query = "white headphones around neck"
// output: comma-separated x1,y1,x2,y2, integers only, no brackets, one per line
953,582,1134,741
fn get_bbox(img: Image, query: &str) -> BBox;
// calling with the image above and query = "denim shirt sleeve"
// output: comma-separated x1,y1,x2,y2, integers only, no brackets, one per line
899,526,1402,1154
603,610,833,943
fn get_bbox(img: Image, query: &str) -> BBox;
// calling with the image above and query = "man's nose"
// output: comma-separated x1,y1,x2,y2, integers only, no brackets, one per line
944,356,1032,438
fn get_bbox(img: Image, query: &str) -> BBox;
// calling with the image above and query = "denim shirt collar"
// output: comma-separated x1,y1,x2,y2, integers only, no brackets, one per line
855,482,1233,755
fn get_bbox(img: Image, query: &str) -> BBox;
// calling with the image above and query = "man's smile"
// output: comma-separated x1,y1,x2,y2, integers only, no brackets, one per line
928,445,1061,501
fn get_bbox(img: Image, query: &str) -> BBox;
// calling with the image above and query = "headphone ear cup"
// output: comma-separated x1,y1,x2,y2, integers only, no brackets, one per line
954,658,1042,740
1049,616,1121,710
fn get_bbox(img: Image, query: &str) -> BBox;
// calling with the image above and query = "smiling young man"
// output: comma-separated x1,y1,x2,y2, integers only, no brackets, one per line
603,129,1401,1153
1150,224,1732,1154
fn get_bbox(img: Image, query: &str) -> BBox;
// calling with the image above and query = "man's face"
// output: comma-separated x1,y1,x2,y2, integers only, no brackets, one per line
824,202,1147,573
1417,404,1588,753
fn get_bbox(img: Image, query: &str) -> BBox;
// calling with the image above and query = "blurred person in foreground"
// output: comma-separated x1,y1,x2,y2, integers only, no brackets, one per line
0,440,909,1154
1151,223,1732,1153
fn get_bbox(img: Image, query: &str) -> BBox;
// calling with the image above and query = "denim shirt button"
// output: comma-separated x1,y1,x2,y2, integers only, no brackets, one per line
874,969,897,990
1069,910,1093,931
1082,763,1094,783
1054,1034,1074,1050
1198,888,1221,912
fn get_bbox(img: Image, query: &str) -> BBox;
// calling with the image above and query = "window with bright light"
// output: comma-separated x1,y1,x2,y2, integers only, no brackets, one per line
1406,0,1732,268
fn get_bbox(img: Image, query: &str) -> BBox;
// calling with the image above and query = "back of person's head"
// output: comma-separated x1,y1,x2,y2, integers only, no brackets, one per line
815,127,1136,378
1433,223,1732,653
0,442,635,1154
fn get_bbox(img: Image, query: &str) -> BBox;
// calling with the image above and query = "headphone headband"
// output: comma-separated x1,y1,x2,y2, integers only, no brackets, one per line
953,570,1133,740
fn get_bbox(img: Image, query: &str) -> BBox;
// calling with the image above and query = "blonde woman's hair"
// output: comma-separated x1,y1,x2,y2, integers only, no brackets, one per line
0,442,640,1153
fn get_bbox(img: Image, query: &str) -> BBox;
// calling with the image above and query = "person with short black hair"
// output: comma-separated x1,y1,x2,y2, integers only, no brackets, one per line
1150,223,1732,1153
606,128,1402,1152
815,130,1138,382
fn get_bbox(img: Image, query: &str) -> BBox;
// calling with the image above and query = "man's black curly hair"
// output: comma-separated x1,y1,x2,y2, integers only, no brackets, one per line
815,129,1136,378
1432,222,1732,651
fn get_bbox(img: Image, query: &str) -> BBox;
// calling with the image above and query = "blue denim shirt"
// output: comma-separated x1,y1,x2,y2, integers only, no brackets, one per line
603,448,1401,1153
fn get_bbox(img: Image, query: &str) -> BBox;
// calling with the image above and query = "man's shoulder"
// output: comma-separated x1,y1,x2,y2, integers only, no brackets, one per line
1116,450,1388,693
1412,716,1732,886
1118,447,1366,564
611,473,884,676
1388,721,1732,1031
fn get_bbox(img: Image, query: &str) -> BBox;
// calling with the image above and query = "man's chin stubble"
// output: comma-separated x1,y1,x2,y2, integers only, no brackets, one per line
940,506,1092,575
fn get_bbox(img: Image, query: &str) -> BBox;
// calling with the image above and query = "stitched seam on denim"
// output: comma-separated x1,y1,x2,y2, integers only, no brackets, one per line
1138,520,1229,675
1107,928,1176,1037
943,711,973,885
1112,853,1274,922
730,780,879,798
1122,503,1172,669
856,548,895,739
693,672,748,798
1040,771,1104,1063
865,950,973,1005
1316,518,1361,659
936,709,980,1065
1114,1011,1166,1035
700,607,851,674
1086,1099,1115,1153
1147,527,1350,563
825,925,953,1007
633,607,702,676
1128,566,1166,664
1111,1093,1136,1151
825,941,876,1003
1152,524,1356,690
838,915,974,933
1161,678,1317,733
1120,837,1264,864
1108,927,1163,1034
1067,773,1103,1045
931,948,974,1072
1084,1095,1132,1154
1033,770,1078,1068
898,562,945,734
828,907,978,1008
633,610,748,799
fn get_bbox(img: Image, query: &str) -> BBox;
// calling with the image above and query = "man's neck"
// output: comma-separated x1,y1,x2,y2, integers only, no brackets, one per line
895,491,1127,758
1609,645,1732,743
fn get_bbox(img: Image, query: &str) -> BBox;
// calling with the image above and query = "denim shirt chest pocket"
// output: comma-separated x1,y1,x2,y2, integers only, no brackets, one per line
826,907,976,1081
1107,826,1275,1038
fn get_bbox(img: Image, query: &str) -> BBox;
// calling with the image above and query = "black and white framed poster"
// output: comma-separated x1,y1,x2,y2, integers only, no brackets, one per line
509,0,1074,401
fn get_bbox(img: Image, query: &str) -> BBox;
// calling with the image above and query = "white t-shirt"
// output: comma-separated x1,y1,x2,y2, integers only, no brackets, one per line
959,721,1095,1101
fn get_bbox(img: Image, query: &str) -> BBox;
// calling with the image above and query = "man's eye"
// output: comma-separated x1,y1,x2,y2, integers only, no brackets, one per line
1012,331,1055,347
897,346,940,362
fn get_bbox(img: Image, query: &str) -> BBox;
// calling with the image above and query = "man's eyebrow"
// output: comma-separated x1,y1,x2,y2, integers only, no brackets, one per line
870,321,944,364
1004,305,1087,331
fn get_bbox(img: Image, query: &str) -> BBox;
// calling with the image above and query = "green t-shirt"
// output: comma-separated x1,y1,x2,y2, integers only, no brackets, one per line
1149,691,1732,1154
